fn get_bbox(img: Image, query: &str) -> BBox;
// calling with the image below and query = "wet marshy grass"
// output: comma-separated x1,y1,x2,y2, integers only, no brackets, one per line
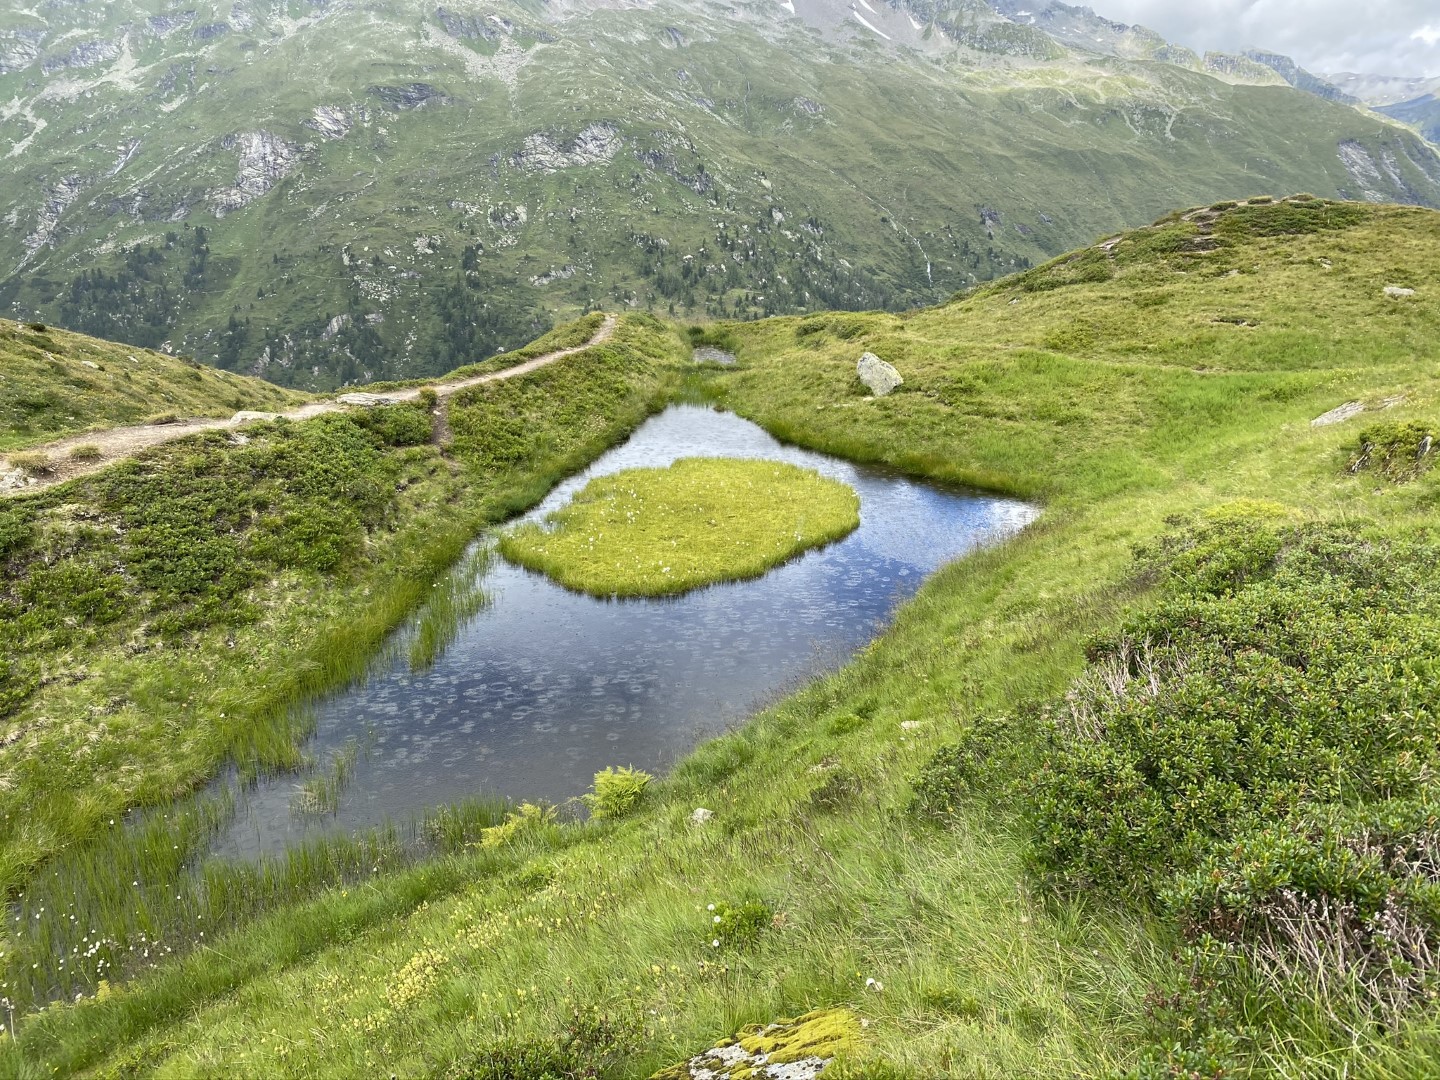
0,786,510,1018
499,457,860,597
407,544,493,671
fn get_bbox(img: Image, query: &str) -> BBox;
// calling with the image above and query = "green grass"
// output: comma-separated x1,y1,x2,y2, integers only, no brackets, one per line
3,200,1440,1076
499,458,859,597
0,313,679,894
407,545,493,672
0,319,305,452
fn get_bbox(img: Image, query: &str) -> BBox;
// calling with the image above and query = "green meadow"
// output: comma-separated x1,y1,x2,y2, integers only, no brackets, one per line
0,199,1437,1076
499,458,860,597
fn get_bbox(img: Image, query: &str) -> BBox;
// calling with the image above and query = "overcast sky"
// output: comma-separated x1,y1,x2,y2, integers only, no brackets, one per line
1094,1,1440,77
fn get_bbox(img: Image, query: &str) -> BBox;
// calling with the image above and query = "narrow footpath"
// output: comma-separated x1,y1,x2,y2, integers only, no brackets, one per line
1,314,617,496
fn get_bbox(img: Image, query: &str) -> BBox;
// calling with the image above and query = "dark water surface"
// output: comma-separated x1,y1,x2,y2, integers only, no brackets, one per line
214,405,1037,857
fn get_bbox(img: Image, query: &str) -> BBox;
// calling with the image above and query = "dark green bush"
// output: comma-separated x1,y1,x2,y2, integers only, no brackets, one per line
350,402,433,447
0,412,411,711
1030,523,1440,895
1011,519,1440,1039
443,1038,595,1080
910,714,1033,821
1017,248,1114,292
1215,199,1368,239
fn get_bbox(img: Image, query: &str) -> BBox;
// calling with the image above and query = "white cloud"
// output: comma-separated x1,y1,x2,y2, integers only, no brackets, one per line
1094,0,1440,77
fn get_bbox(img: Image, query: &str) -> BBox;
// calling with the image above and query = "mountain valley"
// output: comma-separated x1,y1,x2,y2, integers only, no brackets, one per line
2,0,1437,386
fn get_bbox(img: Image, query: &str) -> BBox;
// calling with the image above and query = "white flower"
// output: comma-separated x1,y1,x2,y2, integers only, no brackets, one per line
712,939,720,948
713,915,722,923
707,904,715,911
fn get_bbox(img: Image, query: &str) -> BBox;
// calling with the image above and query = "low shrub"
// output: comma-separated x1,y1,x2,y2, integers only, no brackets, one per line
443,1038,595,1080
1216,199,1368,239
1017,248,1114,292
1010,519,1440,1043
583,766,652,820
350,402,434,447
1348,420,1433,482
706,898,773,950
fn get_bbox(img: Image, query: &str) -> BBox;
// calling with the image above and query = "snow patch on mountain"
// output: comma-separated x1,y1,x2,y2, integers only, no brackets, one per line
852,11,890,40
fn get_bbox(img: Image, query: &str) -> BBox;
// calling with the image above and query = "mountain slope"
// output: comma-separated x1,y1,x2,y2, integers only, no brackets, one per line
0,317,303,455
1,197,1436,1077
2,0,1438,388
1379,93,1440,146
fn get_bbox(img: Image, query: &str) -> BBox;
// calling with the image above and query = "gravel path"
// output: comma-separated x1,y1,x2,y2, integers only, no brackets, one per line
1,315,617,497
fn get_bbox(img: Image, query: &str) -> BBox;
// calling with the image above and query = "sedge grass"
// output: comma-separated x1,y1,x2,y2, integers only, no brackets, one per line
499,457,860,597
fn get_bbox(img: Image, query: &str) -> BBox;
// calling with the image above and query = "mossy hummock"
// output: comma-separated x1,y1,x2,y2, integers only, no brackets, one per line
499,457,860,597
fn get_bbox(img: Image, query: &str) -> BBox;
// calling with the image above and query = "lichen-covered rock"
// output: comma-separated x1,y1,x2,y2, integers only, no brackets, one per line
1384,285,1416,298
690,807,715,824
856,352,902,397
650,1008,859,1079
0,466,33,492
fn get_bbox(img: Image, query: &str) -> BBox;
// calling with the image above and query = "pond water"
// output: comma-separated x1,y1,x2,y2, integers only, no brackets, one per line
213,405,1037,857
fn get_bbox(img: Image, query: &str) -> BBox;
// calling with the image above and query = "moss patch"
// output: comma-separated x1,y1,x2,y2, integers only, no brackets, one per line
651,1008,861,1078
499,457,860,597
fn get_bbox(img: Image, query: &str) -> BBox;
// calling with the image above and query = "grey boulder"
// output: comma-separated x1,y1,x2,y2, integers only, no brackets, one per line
857,352,902,397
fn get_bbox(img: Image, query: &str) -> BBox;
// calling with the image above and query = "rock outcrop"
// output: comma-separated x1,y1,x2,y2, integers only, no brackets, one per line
210,132,299,217
368,83,449,110
512,123,622,173
0,30,44,74
306,106,352,140
24,174,85,260
857,352,902,397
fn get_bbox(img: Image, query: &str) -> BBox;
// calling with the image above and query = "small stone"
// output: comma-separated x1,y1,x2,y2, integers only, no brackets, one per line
856,351,902,397
335,392,400,407
690,807,714,825
1384,285,1416,298
899,720,923,732
0,467,32,492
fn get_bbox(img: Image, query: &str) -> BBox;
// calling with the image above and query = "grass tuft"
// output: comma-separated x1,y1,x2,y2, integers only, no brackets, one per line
499,457,859,597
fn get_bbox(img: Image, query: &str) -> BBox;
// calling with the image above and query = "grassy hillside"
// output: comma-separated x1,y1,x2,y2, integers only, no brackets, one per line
2,199,1439,1077
0,319,304,452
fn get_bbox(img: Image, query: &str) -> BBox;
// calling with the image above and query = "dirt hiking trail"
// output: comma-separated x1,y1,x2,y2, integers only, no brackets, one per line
2,314,618,497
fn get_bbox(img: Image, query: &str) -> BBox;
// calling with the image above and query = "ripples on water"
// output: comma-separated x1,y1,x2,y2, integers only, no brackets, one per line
214,405,1038,856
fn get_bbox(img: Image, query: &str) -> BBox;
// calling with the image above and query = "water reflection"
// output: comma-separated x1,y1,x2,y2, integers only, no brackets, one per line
214,405,1037,856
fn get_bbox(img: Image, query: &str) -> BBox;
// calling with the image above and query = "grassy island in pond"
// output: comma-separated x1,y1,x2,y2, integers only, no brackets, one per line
499,457,860,597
